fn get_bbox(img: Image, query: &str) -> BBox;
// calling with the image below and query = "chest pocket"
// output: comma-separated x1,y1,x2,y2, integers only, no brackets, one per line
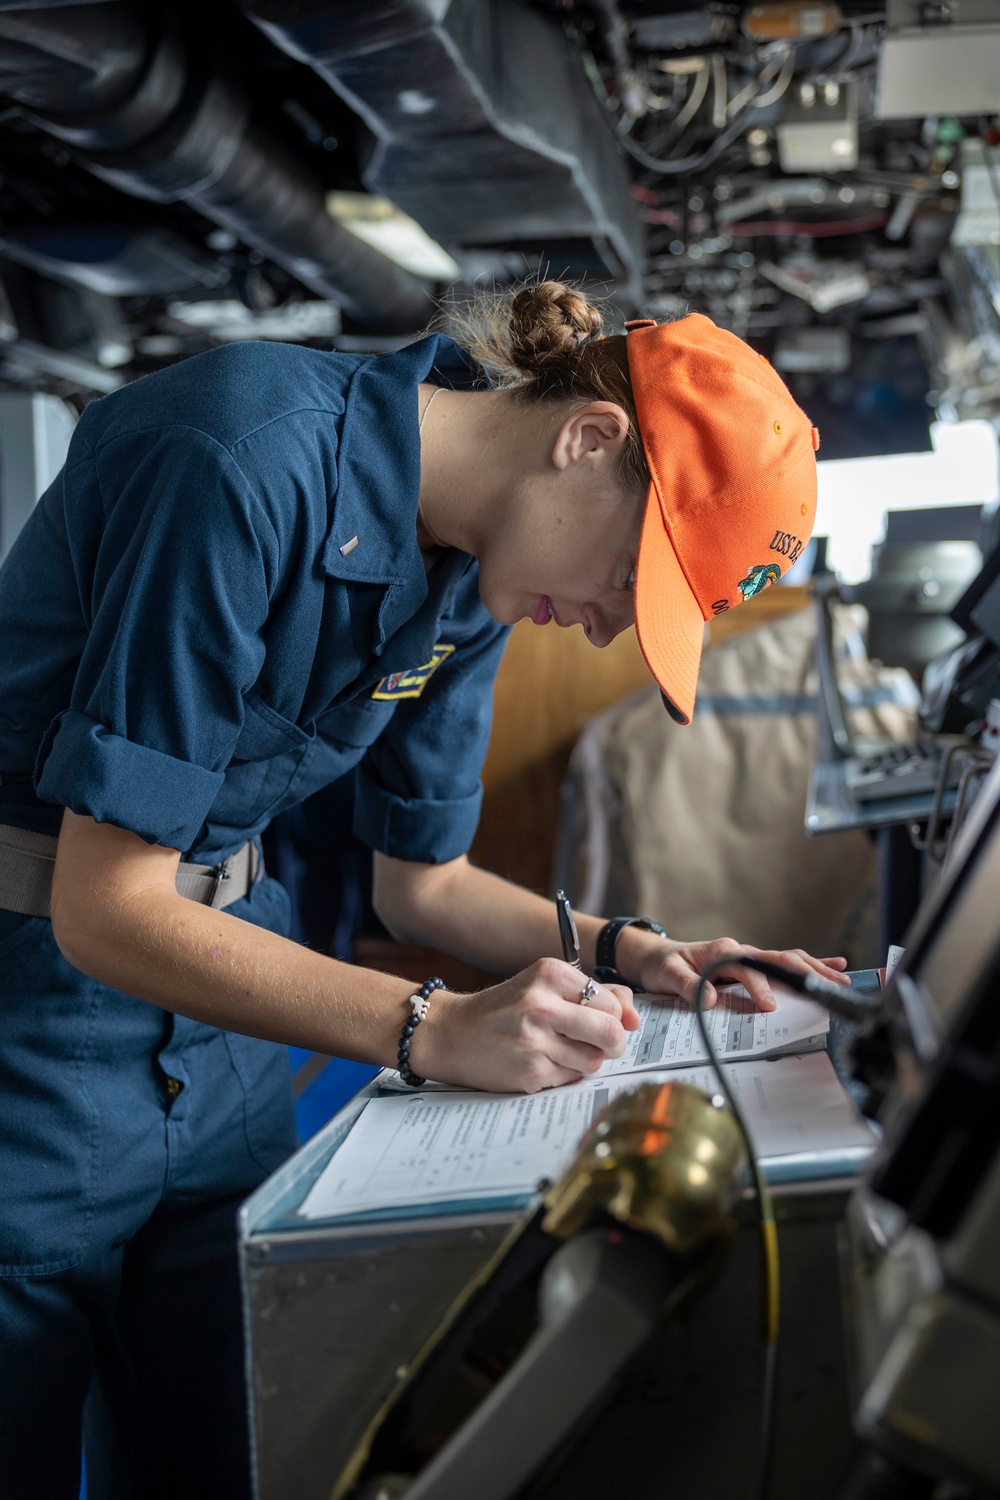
223,691,313,820
314,693,398,750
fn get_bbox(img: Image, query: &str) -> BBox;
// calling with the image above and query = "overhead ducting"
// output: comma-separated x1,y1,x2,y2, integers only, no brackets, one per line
242,0,645,294
0,1,434,332
0,225,228,297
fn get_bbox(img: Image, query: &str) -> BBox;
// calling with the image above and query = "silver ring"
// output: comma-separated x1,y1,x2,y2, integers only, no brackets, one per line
580,977,599,1006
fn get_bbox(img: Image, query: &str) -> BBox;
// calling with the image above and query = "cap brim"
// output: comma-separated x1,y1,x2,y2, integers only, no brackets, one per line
634,485,705,726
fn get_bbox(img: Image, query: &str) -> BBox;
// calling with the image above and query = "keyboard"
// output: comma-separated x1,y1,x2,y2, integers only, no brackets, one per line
844,741,962,803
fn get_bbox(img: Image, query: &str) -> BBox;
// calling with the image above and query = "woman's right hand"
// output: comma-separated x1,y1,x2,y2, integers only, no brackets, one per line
412,958,635,1094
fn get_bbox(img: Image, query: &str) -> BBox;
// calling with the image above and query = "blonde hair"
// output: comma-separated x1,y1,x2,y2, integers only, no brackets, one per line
443,280,649,494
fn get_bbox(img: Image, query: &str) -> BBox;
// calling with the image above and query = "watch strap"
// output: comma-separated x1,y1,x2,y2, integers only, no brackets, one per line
595,916,669,984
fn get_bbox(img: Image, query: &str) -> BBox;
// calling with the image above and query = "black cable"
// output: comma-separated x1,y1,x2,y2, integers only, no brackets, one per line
694,957,780,1500
693,955,880,1500
568,20,759,176
613,107,759,177
712,956,875,1022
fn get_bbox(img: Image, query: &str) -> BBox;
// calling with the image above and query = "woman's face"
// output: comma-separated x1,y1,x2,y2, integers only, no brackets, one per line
475,402,645,648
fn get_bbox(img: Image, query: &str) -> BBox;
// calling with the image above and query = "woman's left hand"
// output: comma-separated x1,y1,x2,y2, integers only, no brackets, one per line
628,935,851,1012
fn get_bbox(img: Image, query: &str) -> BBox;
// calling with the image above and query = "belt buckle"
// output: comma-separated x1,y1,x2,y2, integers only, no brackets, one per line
209,857,232,908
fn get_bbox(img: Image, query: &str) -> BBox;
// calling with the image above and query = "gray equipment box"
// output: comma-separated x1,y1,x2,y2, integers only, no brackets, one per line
877,0,1000,119
239,1074,870,1500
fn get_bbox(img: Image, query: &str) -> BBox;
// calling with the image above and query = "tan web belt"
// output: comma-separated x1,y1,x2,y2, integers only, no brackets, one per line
0,824,258,920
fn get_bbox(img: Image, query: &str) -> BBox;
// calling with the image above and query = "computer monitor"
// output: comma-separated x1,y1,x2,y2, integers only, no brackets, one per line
869,754,1000,1237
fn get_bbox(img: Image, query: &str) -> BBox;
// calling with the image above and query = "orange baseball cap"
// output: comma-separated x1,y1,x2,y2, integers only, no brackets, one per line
626,313,819,725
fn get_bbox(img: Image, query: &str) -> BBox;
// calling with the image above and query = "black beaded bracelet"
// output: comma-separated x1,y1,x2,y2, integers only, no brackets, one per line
397,976,446,1088
594,916,669,987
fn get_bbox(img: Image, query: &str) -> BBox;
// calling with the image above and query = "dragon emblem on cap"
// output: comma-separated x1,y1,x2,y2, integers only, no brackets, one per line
737,563,782,601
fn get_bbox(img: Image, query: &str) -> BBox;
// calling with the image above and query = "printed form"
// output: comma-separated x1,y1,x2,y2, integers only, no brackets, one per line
298,1051,871,1223
600,988,828,1075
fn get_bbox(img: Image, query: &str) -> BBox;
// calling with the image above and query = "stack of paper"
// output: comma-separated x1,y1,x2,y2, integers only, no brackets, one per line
298,986,875,1224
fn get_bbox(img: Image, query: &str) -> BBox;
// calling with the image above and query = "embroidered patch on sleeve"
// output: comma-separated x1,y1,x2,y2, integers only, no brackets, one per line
371,642,456,701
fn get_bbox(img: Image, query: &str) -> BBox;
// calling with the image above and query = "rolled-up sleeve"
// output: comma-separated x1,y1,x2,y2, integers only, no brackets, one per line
35,426,277,851
353,597,510,864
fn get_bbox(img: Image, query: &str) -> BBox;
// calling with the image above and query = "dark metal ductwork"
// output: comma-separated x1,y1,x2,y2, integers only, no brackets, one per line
0,2,434,332
243,0,644,294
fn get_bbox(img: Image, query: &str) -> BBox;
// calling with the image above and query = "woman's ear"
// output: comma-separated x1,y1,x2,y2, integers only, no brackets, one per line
551,401,631,472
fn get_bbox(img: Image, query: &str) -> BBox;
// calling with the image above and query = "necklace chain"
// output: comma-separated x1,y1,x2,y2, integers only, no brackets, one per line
419,386,441,434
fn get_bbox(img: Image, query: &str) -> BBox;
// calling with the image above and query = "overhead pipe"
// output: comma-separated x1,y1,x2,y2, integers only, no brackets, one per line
0,2,434,333
241,0,645,297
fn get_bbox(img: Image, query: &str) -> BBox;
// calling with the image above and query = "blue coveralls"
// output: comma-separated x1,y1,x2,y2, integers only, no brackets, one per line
0,334,509,1499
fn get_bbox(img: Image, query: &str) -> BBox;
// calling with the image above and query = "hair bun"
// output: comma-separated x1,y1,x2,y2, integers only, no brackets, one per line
508,280,603,376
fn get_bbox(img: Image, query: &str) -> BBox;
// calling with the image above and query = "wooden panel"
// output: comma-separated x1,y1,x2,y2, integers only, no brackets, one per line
472,588,810,895
480,622,649,796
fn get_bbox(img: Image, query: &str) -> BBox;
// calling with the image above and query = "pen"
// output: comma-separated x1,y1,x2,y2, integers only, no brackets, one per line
555,889,583,971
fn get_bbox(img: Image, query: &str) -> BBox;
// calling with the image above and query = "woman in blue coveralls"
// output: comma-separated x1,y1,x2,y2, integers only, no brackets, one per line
0,281,849,1498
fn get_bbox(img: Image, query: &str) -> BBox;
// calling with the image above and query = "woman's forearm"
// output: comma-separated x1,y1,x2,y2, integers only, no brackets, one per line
51,813,637,1094
52,810,414,1064
112,888,410,1056
70,884,416,1062
374,854,853,1015
373,852,622,977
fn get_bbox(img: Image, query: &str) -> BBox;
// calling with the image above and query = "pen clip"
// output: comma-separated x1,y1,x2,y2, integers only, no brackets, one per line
555,889,583,970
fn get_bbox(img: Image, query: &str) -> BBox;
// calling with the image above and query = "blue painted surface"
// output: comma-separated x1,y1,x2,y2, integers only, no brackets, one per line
294,1055,379,1141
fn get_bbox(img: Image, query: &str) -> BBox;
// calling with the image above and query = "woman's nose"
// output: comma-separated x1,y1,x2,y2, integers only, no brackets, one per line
583,605,625,649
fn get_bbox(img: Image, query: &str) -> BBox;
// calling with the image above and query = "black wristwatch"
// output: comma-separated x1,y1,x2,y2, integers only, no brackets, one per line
593,916,669,989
